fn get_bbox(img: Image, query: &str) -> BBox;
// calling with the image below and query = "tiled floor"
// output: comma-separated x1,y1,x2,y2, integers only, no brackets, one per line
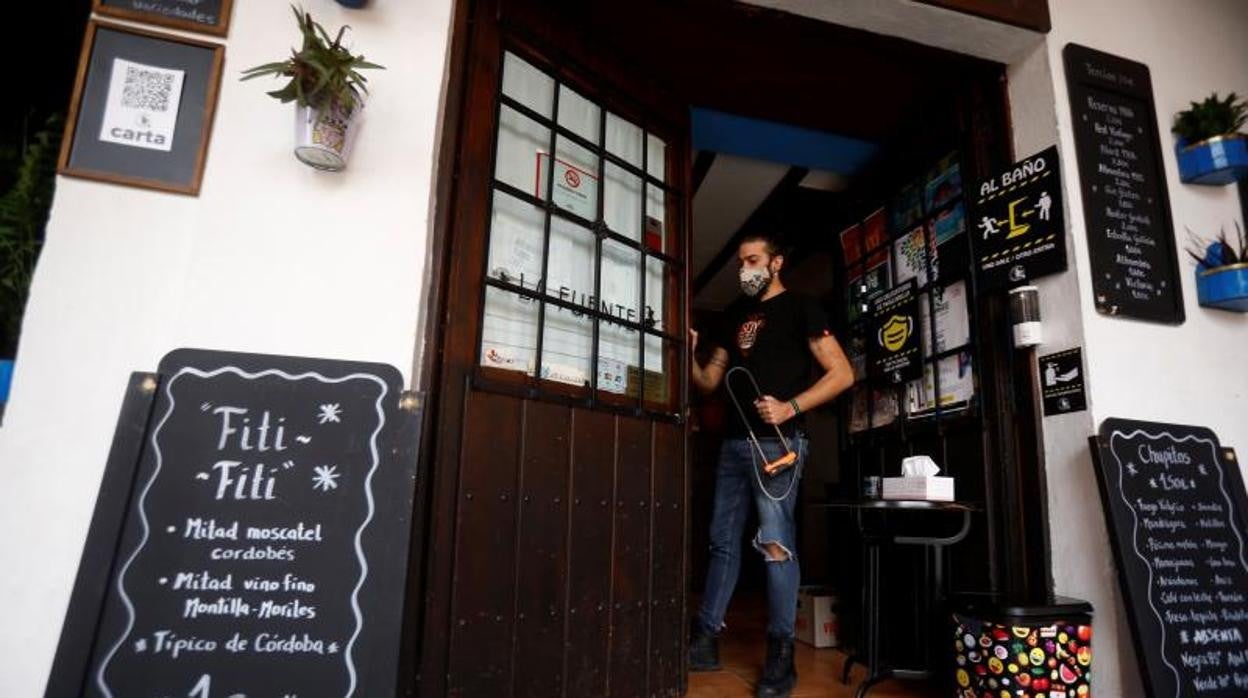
686,595,942,697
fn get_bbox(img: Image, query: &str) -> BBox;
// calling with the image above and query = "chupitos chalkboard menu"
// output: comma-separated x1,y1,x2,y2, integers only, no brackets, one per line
1090,418,1248,697
47,349,421,697
1064,44,1184,324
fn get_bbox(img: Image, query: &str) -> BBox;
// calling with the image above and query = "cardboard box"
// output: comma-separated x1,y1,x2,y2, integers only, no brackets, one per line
881,475,954,501
795,587,839,648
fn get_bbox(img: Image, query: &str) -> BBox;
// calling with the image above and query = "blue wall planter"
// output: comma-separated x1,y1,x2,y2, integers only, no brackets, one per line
1196,263,1248,312
335,0,368,7
1176,134,1248,185
0,359,13,405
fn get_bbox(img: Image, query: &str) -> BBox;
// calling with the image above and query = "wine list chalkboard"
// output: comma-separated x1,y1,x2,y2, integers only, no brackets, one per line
1090,418,1248,698
1064,44,1184,325
47,348,421,698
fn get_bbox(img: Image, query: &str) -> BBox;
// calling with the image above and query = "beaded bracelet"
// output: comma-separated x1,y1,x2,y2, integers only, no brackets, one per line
789,398,801,416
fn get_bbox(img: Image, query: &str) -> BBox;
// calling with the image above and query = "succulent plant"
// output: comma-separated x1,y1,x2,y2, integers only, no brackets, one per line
1172,92,1248,144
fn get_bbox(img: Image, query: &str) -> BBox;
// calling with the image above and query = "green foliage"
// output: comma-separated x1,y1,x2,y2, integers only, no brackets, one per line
240,5,384,112
1172,92,1248,143
1185,221,1247,270
0,114,61,358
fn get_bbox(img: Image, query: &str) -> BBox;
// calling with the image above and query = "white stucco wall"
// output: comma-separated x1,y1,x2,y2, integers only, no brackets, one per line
0,1,454,694
1041,1,1248,694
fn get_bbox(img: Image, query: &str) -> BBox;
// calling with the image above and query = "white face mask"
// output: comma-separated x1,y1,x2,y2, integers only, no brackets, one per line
739,266,771,297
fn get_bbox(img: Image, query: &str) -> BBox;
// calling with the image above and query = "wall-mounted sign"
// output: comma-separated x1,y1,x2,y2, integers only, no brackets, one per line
1038,347,1086,415
59,21,223,196
537,153,599,221
47,349,421,698
1089,419,1248,697
94,0,234,38
1064,44,1184,324
968,145,1067,290
868,279,921,384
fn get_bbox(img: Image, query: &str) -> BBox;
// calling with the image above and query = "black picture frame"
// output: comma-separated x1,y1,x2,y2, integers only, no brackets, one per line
93,0,234,38
58,20,224,196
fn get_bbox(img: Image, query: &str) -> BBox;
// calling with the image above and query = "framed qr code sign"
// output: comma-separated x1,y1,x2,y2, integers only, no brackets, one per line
59,21,224,196
93,0,234,37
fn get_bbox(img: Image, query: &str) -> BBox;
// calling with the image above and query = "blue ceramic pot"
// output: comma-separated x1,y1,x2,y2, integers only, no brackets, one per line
1176,134,1248,185
0,359,13,403
1196,263,1248,312
335,0,368,7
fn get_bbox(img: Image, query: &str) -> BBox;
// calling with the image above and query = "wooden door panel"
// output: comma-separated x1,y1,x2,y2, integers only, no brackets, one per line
608,416,654,695
513,399,573,697
446,389,523,694
650,421,686,696
564,408,619,696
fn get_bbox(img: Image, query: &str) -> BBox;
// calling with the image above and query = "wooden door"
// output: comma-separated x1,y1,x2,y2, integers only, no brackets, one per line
417,1,691,695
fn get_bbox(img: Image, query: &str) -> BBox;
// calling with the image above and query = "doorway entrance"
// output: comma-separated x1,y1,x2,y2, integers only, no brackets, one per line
414,1,1043,695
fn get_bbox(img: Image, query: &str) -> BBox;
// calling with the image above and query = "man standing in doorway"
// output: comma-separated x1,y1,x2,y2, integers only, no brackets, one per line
688,234,854,697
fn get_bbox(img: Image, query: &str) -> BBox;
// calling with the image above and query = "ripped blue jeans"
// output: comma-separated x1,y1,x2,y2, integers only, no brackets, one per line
697,433,806,639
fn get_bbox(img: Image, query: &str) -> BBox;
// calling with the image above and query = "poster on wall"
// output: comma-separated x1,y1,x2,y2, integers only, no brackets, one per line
1038,347,1087,416
967,145,1067,290
46,349,422,698
868,279,921,384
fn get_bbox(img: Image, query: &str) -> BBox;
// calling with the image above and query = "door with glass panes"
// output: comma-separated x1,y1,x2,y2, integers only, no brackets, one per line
418,2,689,695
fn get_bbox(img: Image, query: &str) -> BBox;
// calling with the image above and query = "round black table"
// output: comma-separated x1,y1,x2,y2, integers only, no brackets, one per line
808,499,976,698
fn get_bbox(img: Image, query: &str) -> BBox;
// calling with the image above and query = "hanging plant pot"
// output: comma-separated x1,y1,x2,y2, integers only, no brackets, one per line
1176,133,1248,185
1196,263,1248,312
293,95,364,172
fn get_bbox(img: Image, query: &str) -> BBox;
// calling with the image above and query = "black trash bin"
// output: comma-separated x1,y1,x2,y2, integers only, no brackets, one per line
949,596,1093,698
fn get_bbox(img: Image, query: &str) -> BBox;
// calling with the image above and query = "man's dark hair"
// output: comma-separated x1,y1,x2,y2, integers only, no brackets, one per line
739,233,784,257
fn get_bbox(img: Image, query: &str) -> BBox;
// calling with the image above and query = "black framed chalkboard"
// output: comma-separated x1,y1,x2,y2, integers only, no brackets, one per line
1064,44,1184,324
1090,418,1248,698
46,349,423,698
58,21,223,196
94,0,234,37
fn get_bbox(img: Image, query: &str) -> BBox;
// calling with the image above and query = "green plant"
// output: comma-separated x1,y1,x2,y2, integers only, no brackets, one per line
0,114,61,358
1185,221,1247,269
240,5,383,112
1172,92,1248,143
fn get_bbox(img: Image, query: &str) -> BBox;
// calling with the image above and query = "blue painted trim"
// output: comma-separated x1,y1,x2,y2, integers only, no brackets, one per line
691,108,877,174
0,359,12,403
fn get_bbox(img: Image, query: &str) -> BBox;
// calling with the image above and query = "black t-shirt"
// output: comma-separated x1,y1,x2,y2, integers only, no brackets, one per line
711,290,832,437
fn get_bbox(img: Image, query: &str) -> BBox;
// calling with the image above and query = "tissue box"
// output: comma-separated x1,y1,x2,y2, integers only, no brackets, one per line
881,476,954,501
795,587,839,648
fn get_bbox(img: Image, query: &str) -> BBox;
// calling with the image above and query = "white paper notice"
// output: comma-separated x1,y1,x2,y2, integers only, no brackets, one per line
99,58,185,152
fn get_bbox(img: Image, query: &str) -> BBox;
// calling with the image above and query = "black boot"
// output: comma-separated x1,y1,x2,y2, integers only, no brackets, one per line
689,619,721,672
755,634,796,697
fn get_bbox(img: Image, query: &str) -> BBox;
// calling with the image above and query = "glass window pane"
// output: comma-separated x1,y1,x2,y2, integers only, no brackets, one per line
604,162,641,241
496,105,551,197
601,239,641,326
644,257,669,332
639,335,672,405
557,84,601,144
540,136,599,221
646,133,666,181
546,217,595,304
645,184,666,253
487,190,545,290
606,112,642,166
502,51,554,118
480,287,538,376
541,303,592,388
599,321,639,397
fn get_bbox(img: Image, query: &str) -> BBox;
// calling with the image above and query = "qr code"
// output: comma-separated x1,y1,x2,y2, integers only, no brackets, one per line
121,65,174,112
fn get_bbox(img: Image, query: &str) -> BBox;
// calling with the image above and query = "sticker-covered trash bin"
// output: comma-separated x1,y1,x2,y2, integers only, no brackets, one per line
950,596,1093,698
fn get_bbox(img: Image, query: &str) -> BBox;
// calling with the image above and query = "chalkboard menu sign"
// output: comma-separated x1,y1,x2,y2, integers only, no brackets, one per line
868,279,921,384
1064,44,1184,324
94,0,234,37
47,349,421,697
1090,418,1248,697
